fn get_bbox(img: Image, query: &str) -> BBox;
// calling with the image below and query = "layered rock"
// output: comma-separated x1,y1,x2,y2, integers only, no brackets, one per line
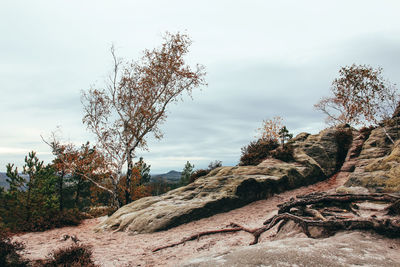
97,126,351,234
345,120,400,193
181,231,400,267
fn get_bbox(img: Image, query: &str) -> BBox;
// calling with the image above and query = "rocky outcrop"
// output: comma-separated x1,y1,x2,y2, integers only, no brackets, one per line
345,120,400,193
97,126,351,234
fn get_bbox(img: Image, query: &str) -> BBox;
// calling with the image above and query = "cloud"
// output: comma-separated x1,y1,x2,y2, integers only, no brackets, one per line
1,1,400,173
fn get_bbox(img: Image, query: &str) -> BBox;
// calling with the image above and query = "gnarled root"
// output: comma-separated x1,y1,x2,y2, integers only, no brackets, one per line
152,193,400,252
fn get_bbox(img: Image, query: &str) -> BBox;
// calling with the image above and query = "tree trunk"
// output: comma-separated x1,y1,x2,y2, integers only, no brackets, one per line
59,170,64,211
125,152,134,205
75,179,81,209
25,176,33,222
111,174,122,209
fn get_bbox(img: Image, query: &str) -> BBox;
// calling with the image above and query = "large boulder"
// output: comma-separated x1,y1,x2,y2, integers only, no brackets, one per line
291,126,352,177
345,120,400,193
96,126,350,234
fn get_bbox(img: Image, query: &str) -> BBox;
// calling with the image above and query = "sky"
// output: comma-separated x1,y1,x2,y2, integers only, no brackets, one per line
1,0,400,174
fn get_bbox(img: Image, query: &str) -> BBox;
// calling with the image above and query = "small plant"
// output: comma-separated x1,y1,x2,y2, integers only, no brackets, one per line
257,116,283,142
0,229,28,267
43,244,97,267
189,169,210,183
189,160,223,183
22,209,85,232
239,139,279,166
271,145,294,162
278,126,293,147
207,160,222,170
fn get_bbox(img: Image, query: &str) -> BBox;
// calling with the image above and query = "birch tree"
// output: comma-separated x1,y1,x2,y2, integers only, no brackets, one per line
315,64,399,142
81,32,206,206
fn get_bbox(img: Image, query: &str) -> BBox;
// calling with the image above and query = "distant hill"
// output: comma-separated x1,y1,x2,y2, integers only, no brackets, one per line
0,172,9,189
151,170,181,183
0,172,29,190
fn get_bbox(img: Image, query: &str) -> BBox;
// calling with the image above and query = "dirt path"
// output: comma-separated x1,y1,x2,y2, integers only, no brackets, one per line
14,168,351,267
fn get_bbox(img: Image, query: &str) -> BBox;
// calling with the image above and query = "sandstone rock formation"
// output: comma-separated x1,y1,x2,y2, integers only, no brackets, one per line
345,118,400,193
181,231,400,267
97,126,352,234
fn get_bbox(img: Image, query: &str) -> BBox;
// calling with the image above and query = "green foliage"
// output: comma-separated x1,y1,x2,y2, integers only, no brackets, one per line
0,152,86,232
135,157,151,185
208,160,222,170
239,139,279,166
279,126,293,147
180,161,195,186
189,160,223,183
148,179,180,196
189,169,210,183
271,145,294,162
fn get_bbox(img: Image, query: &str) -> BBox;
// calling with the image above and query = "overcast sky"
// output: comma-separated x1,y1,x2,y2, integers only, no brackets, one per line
1,0,400,174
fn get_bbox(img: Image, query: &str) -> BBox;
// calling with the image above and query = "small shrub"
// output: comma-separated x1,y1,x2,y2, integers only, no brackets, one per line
207,160,222,170
23,209,85,232
0,229,28,267
87,206,116,218
239,139,279,166
43,244,97,267
271,145,294,162
189,169,210,183
189,160,223,183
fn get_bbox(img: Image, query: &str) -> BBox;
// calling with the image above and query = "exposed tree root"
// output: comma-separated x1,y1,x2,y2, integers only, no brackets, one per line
152,227,243,252
277,193,400,214
152,193,400,252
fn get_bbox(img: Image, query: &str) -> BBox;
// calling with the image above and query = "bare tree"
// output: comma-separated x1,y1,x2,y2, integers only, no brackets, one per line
81,32,206,206
315,64,399,142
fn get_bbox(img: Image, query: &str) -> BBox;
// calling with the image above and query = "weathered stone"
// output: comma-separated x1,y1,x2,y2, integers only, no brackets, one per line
181,231,400,267
292,126,352,177
345,140,400,193
97,126,349,234
345,119,400,193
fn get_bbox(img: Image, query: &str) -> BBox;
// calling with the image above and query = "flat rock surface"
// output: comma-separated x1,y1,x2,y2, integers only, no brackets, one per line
182,231,400,267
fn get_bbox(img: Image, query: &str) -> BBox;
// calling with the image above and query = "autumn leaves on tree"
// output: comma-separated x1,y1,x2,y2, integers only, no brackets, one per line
315,64,400,142
81,32,206,207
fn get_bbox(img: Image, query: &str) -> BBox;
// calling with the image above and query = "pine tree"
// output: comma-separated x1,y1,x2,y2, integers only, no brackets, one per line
278,126,293,147
135,157,151,185
180,161,194,186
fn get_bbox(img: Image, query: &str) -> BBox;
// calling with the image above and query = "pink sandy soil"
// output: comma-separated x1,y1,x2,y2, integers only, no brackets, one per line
13,171,351,267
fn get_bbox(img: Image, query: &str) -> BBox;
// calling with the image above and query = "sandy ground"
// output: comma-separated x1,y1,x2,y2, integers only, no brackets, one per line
13,171,352,267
